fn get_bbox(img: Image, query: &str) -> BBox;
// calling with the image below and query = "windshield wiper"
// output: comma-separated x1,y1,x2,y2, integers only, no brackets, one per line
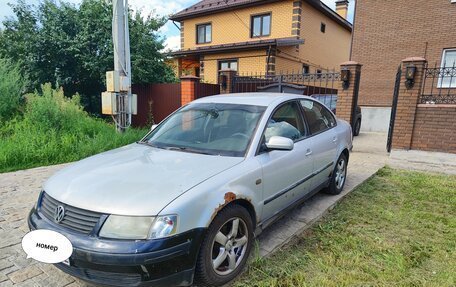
163,146,214,155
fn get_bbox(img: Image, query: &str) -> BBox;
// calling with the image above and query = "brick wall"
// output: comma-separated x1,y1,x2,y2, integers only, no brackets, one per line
202,50,267,83
182,1,293,50
351,0,456,107
411,106,456,154
275,1,352,74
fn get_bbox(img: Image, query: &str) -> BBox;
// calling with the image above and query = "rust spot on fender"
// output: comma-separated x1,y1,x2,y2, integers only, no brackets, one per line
224,192,236,203
210,192,237,221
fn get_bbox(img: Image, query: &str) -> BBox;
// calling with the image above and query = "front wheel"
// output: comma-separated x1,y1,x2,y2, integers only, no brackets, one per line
324,153,348,195
195,204,254,287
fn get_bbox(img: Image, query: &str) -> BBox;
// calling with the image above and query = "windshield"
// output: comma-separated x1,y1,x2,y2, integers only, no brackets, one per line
142,103,266,157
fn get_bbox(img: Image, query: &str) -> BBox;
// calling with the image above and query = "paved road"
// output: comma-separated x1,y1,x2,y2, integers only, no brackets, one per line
0,133,388,287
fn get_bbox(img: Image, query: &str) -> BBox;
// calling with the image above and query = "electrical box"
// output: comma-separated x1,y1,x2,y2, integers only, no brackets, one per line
130,94,137,115
119,76,130,92
101,92,117,115
106,71,120,92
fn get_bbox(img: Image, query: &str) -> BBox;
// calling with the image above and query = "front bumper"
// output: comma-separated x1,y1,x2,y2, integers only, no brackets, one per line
28,208,205,286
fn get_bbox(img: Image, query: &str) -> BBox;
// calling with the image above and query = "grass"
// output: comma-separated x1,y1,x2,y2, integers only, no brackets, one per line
234,167,456,287
0,84,147,173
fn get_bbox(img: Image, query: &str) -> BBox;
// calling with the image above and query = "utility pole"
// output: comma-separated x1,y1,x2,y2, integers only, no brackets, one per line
101,0,136,132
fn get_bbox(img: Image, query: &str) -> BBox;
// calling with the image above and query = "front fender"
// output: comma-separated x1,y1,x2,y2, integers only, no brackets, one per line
158,159,263,234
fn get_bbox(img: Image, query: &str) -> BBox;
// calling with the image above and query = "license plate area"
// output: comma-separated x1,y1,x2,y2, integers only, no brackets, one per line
61,258,71,266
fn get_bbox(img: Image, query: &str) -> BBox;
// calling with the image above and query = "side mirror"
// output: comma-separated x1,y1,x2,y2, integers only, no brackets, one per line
265,136,294,151
151,124,158,131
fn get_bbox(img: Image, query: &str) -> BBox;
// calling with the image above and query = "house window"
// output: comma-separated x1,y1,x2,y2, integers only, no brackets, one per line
302,64,310,74
320,23,326,33
439,49,456,88
219,59,238,71
251,13,271,37
196,23,211,44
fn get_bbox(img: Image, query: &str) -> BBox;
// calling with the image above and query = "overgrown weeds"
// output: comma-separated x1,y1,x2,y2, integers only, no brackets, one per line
0,84,145,173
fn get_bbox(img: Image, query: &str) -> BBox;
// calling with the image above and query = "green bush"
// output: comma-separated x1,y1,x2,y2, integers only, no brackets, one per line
0,57,27,122
0,84,146,173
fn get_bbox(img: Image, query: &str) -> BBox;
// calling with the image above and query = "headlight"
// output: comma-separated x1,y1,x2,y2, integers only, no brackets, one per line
149,215,178,239
99,216,154,240
99,215,178,240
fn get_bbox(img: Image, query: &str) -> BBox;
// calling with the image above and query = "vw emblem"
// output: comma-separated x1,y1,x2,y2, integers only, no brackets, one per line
54,205,65,223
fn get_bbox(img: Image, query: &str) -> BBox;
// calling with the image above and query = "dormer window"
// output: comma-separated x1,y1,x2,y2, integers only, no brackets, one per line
251,13,271,38
196,23,212,44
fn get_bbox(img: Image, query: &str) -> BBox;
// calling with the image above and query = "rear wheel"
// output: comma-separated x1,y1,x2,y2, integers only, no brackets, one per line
195,204,253,287
324,153,348,195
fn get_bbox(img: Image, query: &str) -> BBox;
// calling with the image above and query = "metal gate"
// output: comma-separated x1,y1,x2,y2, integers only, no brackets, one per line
387,65,402,152
233,72,340,96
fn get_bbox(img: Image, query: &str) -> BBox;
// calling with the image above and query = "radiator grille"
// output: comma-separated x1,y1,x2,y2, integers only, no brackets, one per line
40,192,102,234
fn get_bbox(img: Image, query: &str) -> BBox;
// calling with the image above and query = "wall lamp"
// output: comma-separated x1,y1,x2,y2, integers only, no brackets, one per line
341,69,350,89
405,65,417,89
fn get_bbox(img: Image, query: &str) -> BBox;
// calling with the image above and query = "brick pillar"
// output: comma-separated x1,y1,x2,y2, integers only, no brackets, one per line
180,75,199,105
391,57,427,150
337,61,362,127
219,69,237,94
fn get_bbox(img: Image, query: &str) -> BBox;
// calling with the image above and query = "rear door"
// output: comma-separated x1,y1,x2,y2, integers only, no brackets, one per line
299,99,338,190
257,101,314,223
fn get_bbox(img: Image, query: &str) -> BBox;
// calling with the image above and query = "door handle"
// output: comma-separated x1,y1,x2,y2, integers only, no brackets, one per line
305,149,313,156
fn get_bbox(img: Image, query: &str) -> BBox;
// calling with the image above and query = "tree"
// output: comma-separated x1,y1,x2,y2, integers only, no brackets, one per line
0,0,176,114
0,57,27,122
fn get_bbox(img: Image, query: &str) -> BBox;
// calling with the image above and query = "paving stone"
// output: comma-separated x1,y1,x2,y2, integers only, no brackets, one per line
7,265,42,284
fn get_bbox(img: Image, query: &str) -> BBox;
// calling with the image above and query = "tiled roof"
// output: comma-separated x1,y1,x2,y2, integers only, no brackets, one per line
169,37,305,57
170,0,276,21
169,0,352,31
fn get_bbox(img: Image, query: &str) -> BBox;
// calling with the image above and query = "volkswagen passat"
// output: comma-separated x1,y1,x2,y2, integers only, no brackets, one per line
28,93,352,286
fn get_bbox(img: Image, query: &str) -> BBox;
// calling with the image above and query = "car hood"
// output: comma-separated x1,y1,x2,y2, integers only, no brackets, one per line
44,143,244,216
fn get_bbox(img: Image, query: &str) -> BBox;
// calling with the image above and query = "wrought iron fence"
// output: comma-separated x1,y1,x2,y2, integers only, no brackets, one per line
233,72,341,96
420,63,456,104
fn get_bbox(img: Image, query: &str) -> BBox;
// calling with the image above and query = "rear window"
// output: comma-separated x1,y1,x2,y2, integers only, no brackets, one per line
311,94,337,113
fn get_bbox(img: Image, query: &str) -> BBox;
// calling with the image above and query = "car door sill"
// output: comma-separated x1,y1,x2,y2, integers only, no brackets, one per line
256,179,330,235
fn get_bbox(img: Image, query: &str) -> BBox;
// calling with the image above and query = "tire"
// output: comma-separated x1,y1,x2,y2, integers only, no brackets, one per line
324,153,348,195
353,119,361,136
195,204,254,287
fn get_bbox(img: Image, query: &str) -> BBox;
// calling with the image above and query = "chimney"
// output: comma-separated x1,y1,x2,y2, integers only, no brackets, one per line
335,0,349,20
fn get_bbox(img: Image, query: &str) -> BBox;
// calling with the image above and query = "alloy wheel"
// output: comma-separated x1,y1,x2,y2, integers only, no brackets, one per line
335,158,346,189
211,217,249,276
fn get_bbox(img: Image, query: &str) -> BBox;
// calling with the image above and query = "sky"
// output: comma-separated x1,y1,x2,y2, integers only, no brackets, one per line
0,0,355,51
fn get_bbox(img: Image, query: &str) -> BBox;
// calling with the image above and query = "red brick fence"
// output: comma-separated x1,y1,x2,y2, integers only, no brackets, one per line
391,57,456,154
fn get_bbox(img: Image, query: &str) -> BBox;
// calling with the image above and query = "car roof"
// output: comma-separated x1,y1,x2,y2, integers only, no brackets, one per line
192,93,313,106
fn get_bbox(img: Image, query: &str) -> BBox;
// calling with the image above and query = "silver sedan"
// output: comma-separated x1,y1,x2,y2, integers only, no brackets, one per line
28,93,353,287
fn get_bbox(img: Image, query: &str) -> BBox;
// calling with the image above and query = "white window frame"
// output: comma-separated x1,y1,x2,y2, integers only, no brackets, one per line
438,48,456,88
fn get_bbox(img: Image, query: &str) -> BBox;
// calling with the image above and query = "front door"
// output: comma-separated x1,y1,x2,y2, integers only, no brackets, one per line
257,101,314,223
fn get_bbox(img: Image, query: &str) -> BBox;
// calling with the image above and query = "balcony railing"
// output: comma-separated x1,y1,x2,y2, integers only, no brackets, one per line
420,63,456,104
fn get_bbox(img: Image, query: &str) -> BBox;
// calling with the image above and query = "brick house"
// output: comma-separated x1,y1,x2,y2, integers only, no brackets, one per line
351,0,456,132
169,0,352,84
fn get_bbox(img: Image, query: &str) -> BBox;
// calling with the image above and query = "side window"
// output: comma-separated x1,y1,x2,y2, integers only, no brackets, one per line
300,100,336,134
264,102,306,142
